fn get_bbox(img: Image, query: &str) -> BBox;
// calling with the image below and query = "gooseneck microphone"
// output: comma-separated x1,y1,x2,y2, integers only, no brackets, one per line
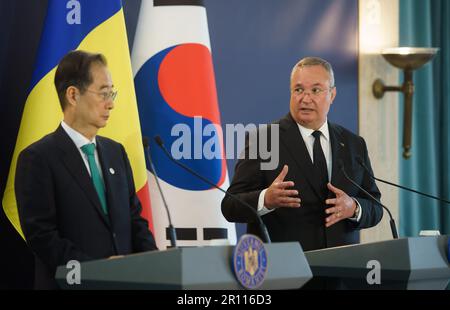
338,160,398,239
142,137,177,248
356,157,450,205
154,135,272,243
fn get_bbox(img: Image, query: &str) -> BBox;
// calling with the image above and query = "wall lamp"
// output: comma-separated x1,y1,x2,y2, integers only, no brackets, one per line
373,47,439,159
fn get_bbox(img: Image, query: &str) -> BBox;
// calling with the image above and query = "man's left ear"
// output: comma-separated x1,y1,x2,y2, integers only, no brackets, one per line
330,87,337,102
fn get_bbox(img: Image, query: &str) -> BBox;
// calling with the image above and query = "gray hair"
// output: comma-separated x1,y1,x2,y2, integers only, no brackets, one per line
290,57,335,88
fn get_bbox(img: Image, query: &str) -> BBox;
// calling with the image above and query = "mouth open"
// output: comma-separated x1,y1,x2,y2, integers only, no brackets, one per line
300,108,314,112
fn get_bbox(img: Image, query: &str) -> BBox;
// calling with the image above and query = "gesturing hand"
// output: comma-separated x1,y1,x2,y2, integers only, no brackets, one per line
324,183,357,227
264,165,301,210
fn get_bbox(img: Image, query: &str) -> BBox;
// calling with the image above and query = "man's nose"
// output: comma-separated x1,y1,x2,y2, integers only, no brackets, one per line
301,92,313,103
106,99,114,110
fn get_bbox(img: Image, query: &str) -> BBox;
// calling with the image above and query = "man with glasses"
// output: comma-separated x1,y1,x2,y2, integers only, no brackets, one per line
222,57,382,252
15,50,157,289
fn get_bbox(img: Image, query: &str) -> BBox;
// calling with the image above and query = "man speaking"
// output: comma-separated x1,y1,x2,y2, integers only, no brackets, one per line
222,57,383,251
15,50,157,288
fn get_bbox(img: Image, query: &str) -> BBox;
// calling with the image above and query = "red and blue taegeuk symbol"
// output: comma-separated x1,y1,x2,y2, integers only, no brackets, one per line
134,43,226,190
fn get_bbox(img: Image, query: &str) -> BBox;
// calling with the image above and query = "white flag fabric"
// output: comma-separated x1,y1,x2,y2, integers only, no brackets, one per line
132,0,236,249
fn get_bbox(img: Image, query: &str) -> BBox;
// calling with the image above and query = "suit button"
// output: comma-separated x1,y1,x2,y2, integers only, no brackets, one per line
112,233,117,239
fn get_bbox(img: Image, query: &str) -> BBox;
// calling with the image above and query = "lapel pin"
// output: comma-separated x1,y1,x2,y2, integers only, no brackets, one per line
109,168,115,175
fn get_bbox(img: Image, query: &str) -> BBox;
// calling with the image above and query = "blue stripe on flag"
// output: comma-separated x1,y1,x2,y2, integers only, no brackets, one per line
29,0,121,90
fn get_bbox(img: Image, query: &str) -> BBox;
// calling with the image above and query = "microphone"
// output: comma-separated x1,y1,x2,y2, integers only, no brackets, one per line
142,136,177,248
338,160,398,239
356,157,450,205
154,135,272,243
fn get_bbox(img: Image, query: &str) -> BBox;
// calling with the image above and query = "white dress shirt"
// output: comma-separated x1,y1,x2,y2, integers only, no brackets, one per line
297,121,332,179
61,121,104,182
257,120,361,221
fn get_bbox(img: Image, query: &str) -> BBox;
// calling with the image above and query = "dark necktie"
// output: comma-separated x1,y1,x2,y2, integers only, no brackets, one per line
312,130,329,197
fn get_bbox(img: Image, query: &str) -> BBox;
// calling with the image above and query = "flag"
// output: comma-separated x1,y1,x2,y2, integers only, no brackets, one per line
2,0,154,238
132,0,236,248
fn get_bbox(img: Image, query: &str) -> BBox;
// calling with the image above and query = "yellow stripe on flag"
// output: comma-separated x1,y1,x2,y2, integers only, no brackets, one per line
79,9,147,190
2,9,148,238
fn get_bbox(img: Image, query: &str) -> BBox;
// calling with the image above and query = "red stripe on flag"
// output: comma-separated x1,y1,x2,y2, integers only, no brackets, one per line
136,181,154,234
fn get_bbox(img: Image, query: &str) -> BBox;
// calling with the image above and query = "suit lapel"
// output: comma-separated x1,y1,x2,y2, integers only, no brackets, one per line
96,137,117,220
279,113,324,200
54,126,111,228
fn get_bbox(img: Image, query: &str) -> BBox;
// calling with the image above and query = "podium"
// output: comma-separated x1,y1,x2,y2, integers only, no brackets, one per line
305,235,450,289
56,242,312,289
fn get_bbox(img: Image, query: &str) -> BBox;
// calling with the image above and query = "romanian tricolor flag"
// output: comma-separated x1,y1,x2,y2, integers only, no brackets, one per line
132,0,236,248
2,0,153,238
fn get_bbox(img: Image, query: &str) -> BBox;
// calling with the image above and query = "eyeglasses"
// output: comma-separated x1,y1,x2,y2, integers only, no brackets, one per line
292,86,333,97
85,89,118,102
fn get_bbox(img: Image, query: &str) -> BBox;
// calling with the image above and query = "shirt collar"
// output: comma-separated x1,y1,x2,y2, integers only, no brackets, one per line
296,120,330,141
61,120,97,150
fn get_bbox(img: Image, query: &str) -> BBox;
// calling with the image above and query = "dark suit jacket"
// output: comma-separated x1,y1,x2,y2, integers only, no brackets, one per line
15,125,157,288
221,113,383,251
